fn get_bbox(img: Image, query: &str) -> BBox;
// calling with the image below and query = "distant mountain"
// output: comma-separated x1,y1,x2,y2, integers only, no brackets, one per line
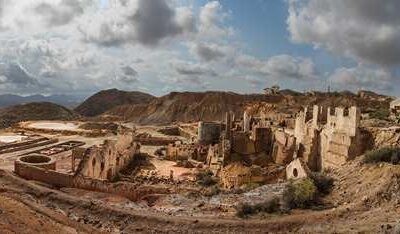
74,89,155,117
0,102,79,129
0,94,84,108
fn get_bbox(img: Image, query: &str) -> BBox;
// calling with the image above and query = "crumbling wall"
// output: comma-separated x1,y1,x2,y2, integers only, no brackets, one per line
231,132,256,155
166,143,208,162
273,131,296,165
321,107,362,169
198,122,222,145
75,133,140,180
14,163,168,201
166,143,193,161
220,163,285,189
252,127,273,153
292,105,363,171
15,162,74,187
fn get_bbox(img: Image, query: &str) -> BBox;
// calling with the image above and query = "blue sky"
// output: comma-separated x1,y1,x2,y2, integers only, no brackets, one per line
214,0,356,83
0,0,398,96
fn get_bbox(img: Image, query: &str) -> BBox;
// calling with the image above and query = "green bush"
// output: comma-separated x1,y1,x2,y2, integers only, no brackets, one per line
363,147,400,164
284,178,317,209
311,172,334,194
236,197,280,218
370,108,390,120
196,170,217,187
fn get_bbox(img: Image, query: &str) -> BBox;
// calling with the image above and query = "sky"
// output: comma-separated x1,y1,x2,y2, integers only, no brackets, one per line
0,0,399,97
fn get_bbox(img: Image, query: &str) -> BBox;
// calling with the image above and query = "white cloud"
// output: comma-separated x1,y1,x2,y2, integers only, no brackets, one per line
329,65,394,92
287,0,400,66
236,54,318,81
198,1,233,39
78,0,195,47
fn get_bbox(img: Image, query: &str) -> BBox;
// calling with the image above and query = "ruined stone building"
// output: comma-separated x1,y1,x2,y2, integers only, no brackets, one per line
197,121,222,145
272,130,296,165
74,133,141,180
320,107,362,169
206,112,274,175
292,105,363,171
14,132,144,201
166,142,208,162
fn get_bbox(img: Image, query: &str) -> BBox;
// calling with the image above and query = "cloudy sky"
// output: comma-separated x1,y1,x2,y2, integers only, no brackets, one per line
0,0,399,97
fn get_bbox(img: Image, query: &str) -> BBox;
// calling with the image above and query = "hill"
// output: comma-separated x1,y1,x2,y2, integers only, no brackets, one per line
0,94,84,109
75,89,155,117
102,91,392,124
0,102,79,129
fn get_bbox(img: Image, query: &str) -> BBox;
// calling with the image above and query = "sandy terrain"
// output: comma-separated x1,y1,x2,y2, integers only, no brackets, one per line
23,121,81,131
0,135,27,143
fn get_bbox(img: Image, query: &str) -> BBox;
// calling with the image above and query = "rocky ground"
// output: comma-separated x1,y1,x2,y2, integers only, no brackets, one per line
2,154,400,233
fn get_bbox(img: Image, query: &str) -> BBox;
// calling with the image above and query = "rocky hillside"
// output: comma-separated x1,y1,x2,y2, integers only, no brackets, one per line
102,90,392,124
75,89,155,117
0,102,78,129
103,91,282,124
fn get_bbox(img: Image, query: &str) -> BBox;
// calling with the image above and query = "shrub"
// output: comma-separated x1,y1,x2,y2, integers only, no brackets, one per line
255,197,281,213
370,108,390,120
363,147,400,164
204,185,221,197
311,172,334,194
236,197,281,218
236,203,254,218
196,170,217,187
284,178,317,209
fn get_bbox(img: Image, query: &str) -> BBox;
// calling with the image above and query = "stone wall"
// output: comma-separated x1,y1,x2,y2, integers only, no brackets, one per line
273,131,296,165
0,137,58,154
198,122,222,145
252,127,273,153
14,163,168,201
292,105,363,170
166,143,208,162
75,133,140,180
321,107,362,169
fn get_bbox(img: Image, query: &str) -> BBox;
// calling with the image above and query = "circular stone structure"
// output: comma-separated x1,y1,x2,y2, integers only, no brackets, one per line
15,154,56,175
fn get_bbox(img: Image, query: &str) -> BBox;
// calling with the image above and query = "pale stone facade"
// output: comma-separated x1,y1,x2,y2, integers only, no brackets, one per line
292,105,362,170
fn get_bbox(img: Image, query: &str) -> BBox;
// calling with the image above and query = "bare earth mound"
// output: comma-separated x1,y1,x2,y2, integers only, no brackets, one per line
75,88,155,117
0,102,78,129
